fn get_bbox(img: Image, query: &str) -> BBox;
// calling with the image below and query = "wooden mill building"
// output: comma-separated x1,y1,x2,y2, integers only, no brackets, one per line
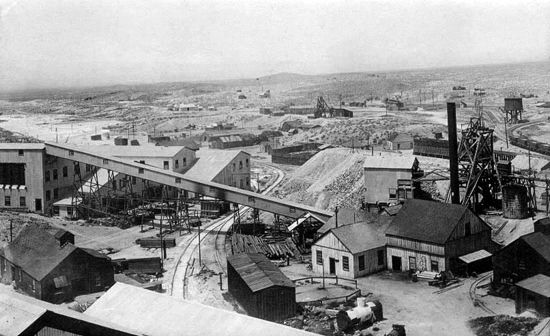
385,199,495,273
227,253,296,321
515,274,550,317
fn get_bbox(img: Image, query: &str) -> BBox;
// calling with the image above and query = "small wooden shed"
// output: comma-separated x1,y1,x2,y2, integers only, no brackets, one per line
515,274,550,316
227,253,296,321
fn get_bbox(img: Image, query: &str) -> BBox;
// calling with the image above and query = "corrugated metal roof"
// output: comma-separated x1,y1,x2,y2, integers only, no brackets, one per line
85,283,313,336
458,249,492,264
227,253,294,292
516,274,550,297
363,154,418,170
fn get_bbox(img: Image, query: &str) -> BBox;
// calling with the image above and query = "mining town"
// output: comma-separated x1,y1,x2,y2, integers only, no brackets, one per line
1,1,550,336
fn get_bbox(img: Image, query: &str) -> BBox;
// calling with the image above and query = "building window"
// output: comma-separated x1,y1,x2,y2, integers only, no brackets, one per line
175,177,181,184
175,160,179,169
316,250,323,265
53,169,58,180
62,166,68,177
465,221,471,236
19,197,25,207
246,177,250,186
377,250,384,266
409,256,417,270
74,163,80,175
138,168,144,174
240,179,244,188
95,274,102,287
46,190,51,201
67,207,73,216
163,161,169,170
239,161,243,169
388,188,396,199
32,279,36,292
103,159,109,164
342,256,349,271
183,158,187,166
4,196,10,207
232,163,236,171
358,255,365,271
53,206,60,215
53,188,59,199
245,158,249,167
69,150,74,156
45,171,50,182
431,260,439,272
18,149,24,156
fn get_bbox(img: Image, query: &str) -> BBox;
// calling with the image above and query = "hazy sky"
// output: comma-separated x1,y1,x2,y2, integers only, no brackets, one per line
1,0,549,91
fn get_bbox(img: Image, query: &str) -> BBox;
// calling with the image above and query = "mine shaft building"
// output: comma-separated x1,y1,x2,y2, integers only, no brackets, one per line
515,274,550,317
0,225,114,303
385,199,496,273
311,218,390,279
227,253,296,321
386,133,414,151
363,154,422,205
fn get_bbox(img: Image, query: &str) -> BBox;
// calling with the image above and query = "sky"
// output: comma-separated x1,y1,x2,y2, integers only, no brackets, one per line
0,0,549,91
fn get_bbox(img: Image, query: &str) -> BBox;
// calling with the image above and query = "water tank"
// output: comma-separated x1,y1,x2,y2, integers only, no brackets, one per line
502,184,529,219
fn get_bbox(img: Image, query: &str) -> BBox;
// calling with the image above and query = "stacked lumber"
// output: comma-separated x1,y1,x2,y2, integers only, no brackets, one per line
231,234,298,259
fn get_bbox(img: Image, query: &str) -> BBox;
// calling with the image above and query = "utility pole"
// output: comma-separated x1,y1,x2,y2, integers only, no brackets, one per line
9,219,13,242
198,219,202,266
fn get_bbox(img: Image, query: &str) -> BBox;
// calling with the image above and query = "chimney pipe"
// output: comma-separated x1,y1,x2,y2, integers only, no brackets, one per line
334,207,339,228
447,102,460,204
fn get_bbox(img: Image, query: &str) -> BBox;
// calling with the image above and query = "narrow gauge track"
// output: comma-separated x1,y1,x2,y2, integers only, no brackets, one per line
468,272,495,315
168,164,285,296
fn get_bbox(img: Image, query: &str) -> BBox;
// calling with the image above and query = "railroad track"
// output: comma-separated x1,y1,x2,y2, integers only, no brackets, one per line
168,163,285,296
468,272,495,315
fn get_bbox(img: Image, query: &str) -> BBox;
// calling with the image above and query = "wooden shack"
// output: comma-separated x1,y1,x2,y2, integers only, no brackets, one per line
515,274,550,316
227,253,296,321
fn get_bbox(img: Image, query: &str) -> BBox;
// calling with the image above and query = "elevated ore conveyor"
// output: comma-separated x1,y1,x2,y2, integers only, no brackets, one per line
45,142,332,221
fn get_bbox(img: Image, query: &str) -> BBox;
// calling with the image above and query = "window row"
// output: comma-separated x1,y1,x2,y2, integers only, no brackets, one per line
3,196,26,207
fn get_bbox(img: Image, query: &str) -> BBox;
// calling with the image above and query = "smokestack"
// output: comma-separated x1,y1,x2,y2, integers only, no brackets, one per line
447,102,460,204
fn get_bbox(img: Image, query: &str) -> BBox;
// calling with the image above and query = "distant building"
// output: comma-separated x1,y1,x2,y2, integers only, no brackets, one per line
227,253,296,321
385,199,496,273
386,134,414,151
286,106,315,115
208,133,260,149
0,225,114,303
312,219,390,279
178,103,199,112
363,154,422,204
259,107,273,115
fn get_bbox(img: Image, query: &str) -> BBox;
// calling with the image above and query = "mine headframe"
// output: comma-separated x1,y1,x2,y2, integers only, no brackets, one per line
457,117,500,210
314,96,333,118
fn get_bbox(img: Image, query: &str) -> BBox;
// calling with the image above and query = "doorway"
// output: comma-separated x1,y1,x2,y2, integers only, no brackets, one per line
35,199,42,212
329,258,336,274
392,256,402,271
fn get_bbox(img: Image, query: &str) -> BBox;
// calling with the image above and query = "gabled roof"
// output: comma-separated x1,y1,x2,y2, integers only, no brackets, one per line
516,274,550,297
317,208,368,234
84,144,187,158
385,199,469,245
322,220,389,254
227,253,294,292
521,232,550,263
85,283,313,336
0,143,45,150
1,225,77,280
183,149,244,182
363,154,418,170
155,139,200,151
388,133,413,143
0,286,138,336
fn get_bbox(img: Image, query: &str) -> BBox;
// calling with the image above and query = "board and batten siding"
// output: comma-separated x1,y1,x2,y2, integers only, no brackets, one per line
312,232,385,279
386,236,445,256
312,232,355,279
386,246,446,272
